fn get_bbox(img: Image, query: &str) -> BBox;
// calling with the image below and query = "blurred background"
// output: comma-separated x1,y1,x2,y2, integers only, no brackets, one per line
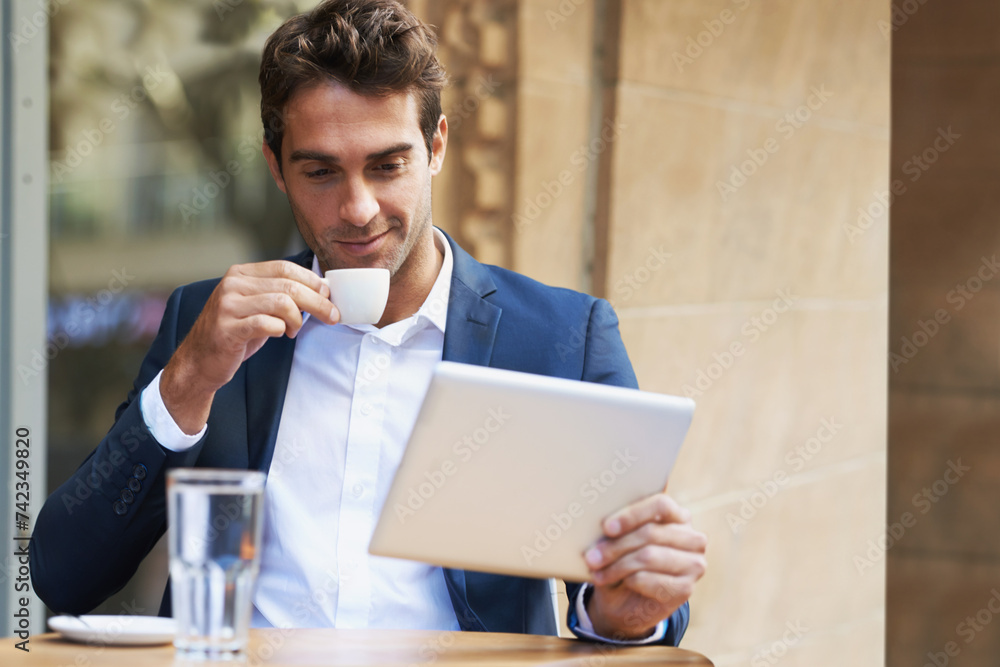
8,0,993,665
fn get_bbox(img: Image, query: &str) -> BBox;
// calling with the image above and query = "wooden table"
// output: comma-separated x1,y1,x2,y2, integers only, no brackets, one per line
3,628,713,665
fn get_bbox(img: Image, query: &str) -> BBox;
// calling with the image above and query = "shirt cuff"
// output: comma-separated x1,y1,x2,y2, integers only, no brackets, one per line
571,583,668,645
140,370,207,452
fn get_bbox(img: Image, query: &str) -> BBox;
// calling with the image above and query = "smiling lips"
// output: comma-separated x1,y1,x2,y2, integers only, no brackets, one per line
336,229,390,256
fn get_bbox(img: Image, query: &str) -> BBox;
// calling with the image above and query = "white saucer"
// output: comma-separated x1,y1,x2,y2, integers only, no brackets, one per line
48,615,176,645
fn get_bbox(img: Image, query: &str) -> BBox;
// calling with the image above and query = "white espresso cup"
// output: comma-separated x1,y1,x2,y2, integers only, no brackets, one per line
324,268,390,325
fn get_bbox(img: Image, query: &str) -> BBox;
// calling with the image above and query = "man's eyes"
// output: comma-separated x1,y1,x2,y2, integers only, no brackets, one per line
373,161,405,174
303,162,405,179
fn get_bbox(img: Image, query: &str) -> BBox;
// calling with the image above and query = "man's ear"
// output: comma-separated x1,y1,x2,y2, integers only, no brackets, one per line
262,140,288,194
429,114,448,176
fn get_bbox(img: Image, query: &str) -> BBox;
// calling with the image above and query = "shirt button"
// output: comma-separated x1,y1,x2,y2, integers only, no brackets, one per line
353,483,364,498
360,403,373,416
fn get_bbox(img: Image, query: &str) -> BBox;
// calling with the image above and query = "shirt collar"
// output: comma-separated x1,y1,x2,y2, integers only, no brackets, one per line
307,226,453,335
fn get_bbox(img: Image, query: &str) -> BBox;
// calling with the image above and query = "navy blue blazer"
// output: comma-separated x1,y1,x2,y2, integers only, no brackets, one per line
30,230,689,645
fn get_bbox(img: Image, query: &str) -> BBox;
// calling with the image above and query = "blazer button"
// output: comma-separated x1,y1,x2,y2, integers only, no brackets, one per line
121,489,135,504
132,464,147,480
113,500,128,515
127,477,141,493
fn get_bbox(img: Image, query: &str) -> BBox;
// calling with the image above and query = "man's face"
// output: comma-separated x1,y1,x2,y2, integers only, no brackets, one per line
263,81,446,278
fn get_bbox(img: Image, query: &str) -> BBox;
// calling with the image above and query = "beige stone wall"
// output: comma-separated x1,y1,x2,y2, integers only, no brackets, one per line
602,2,889,663
512,1,890,663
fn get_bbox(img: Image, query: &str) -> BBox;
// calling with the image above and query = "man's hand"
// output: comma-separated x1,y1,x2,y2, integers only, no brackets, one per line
160,261,339,434
583,493,707,640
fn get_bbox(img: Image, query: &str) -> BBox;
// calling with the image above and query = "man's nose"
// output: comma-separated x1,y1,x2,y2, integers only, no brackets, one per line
339,177,380,227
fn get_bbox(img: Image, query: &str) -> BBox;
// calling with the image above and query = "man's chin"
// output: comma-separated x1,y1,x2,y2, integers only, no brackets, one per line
318,251,399,275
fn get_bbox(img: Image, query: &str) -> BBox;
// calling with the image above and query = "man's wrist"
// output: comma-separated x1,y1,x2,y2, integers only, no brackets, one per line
141,370,207,451
586,586,657,640
160,356,216,435
572,584,667,644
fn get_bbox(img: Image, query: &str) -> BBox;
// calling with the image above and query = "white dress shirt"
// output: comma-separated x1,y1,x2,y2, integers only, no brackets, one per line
139,228,665,641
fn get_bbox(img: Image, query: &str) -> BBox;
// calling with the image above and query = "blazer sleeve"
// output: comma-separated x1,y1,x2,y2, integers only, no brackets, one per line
565,297,691,647
30,285,209,615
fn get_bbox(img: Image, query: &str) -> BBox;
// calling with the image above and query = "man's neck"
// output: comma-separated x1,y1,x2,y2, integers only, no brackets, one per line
377,228,443,328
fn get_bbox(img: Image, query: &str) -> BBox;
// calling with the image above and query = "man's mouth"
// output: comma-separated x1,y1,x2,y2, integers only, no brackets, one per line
336,229,390,256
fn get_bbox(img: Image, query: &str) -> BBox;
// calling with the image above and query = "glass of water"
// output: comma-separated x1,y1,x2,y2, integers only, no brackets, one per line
167,468,265,661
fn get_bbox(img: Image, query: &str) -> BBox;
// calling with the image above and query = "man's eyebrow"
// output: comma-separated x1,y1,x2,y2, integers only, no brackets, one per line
367,143,413,161
288,149,339,164
287,143,414,164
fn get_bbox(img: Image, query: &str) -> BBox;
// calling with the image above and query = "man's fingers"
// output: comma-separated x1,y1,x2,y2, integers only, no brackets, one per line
238,277,338,325
228,291,337,338
234,313,293,344
217,272,337,328
602,493,690,539
586,522,706,571
590,544,707,588
618,571,697,611
230,259,330,297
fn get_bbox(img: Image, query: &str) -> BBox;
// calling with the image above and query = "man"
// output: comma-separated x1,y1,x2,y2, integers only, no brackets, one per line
31,0,706,645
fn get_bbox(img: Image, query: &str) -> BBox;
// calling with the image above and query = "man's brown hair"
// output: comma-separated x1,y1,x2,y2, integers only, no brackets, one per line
259,0,447,164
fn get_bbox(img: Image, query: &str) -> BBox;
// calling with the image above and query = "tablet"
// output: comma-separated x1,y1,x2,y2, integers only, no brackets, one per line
368,361,695,582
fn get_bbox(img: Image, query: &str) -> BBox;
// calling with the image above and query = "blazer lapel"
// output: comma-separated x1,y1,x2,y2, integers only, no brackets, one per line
245,335,296,473
442,569,488,631
246,248,313,473
441,232,501,366
438,231,504,629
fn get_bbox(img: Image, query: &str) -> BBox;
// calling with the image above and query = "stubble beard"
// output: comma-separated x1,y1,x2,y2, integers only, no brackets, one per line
290,185,435,282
